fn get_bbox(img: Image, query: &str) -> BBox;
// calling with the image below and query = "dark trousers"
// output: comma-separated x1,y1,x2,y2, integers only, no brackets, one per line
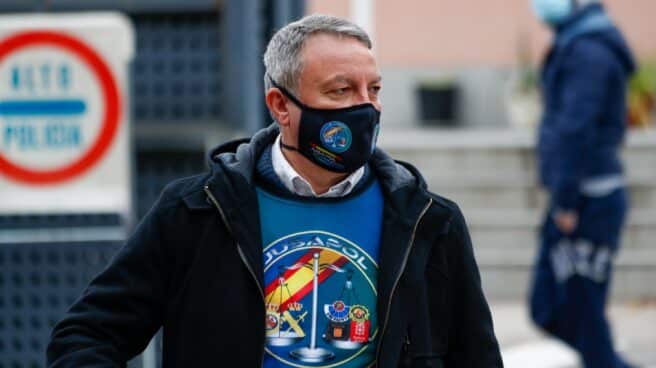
529,188,632,368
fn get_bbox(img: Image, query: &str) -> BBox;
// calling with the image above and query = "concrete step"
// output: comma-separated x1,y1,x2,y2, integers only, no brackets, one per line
391,168,656,212
470,226,656,253
480,264,656,300
467,209,656,251
380,129,656,210
379,129,656,175
425,171,656,190
464,208,655,227
378,128,656,300
474,235,656,300
474,246,656,268
469,210,656,300
440,186,656,213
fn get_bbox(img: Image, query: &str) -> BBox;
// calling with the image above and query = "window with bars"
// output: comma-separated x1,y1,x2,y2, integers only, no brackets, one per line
131,12,222,124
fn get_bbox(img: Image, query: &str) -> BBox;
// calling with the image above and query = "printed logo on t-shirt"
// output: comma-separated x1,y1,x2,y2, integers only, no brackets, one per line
263,231,378,367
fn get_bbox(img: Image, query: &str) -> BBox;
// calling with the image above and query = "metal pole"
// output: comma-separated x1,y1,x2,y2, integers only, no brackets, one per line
273,0,305,29
310,252,320,349
350,0,375,49
273,0,292,30
224,0,264,134
290,252,333,362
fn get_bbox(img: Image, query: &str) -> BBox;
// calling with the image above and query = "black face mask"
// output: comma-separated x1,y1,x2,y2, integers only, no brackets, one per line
270,78,381,173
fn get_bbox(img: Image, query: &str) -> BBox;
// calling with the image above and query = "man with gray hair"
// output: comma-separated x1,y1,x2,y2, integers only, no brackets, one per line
47,14,502,367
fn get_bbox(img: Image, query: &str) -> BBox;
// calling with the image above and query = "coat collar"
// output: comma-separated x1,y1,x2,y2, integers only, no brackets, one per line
205,123,424,209
202,124,434,302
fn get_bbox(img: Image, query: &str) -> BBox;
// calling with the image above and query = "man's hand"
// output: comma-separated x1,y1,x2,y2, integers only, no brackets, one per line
553,210,578,234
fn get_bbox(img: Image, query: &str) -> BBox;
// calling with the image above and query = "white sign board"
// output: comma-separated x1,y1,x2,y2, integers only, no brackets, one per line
0,13,134,216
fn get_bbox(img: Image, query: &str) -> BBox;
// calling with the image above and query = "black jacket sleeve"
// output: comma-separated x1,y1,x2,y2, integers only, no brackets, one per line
442,205,503,367
47,200,172,367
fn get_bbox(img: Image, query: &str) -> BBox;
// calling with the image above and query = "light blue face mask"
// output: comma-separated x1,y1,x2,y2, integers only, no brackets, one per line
532,0,574,25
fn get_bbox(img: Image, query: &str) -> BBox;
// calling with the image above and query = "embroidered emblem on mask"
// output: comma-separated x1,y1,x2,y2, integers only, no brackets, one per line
320,121,352,154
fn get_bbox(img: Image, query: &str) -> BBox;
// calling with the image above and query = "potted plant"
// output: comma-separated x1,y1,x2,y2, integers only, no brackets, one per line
505,32,542,129
627,60,656,129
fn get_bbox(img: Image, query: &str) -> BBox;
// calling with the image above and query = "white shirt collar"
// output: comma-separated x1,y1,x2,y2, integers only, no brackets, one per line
271,134,365,198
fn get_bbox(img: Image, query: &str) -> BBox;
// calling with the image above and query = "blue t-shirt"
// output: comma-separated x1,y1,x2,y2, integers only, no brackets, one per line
257,179,383,367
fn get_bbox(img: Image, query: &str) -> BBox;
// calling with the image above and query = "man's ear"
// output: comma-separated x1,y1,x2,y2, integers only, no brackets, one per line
265,88,291,127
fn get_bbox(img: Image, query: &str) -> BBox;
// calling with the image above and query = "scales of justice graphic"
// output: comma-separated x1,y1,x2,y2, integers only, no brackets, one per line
265,251,372,364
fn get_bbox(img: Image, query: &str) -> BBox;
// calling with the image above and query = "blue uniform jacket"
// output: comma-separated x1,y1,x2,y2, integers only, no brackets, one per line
537,4,635,210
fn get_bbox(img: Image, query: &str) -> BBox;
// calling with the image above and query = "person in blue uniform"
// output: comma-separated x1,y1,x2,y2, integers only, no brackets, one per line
47,14,502,367
529,1,637,367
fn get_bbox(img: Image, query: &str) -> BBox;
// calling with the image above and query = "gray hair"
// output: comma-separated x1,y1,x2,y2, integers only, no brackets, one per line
263,14,372,95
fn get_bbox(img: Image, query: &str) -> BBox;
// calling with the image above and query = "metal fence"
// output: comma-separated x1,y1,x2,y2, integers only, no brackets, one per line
0,1,303,366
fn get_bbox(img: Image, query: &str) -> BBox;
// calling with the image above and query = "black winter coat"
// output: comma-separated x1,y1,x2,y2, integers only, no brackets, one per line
47,125,503,367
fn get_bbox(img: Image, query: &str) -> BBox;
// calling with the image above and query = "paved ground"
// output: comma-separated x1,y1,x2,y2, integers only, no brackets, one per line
491,300,656,368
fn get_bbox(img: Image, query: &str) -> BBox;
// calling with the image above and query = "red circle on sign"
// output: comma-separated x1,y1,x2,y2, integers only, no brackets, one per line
0,31,121,185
